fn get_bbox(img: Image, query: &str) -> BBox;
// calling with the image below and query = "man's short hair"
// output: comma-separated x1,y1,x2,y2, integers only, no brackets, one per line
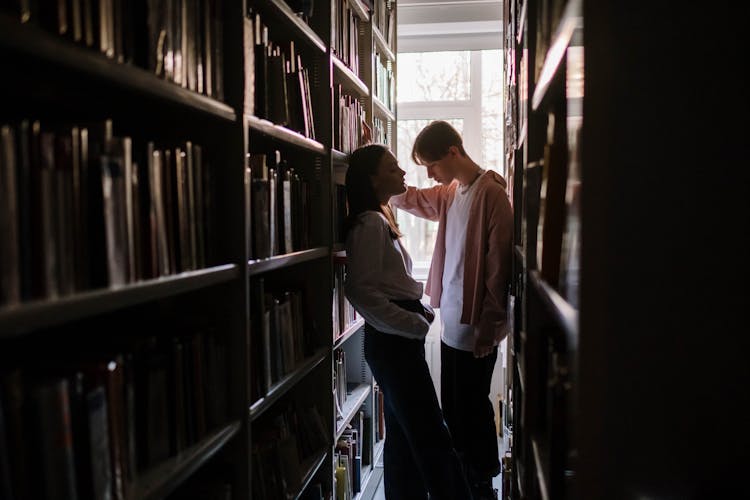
411,120,467,165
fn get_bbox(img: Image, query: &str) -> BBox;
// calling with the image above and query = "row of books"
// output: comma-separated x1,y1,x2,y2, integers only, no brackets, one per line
334,86,369,154
250,279,317,401
0,120,214,308
372,0,396,48
374,54,395,112
251,403,328,499
0,0,225,100
373,117,390,145
332,0,363,77
0,331,229,500
333,258,358,342
246,151,312,260
335,416,364,499
246,12,316,139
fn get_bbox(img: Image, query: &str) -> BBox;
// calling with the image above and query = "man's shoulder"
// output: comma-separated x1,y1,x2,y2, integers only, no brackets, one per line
476,171,509,197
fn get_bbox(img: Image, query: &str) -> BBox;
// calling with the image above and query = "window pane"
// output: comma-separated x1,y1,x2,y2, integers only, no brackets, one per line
397,52,471,102
395,119,464,269
481,49,503,173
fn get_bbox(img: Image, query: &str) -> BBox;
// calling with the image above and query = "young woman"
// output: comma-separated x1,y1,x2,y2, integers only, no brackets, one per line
344,144,473,500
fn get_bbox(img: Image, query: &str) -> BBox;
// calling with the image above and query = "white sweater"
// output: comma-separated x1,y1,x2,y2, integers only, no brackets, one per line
344,211,430,339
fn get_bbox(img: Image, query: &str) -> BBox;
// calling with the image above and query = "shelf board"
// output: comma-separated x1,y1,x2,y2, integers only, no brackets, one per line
348,0,371,22
531,438,551,500
333,56,369,97
128,421,241,500
247,115,326,155
248,247,330,276
531,0,583,110
373,27,396,63
266,0,327,53
250,348,328,421
374,438,385,466
293,449,329,500
516,0,527,45
373,97,395,122
336,383,372,440
354,463,374,500
333,318,365,350
332,148,349,165
0,264,239,338
0,14,236,122
528,271,578,347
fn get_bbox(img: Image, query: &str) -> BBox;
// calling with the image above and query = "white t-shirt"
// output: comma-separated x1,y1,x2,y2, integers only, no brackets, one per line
440,173,482,351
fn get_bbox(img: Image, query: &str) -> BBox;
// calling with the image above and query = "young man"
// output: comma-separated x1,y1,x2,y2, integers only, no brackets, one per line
390,120,513,500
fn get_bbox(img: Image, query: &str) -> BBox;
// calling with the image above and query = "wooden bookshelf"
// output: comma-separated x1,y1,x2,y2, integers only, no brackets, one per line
0,265,238,338
247,247,330,276
333,55,370,97
128,421,241,500
333,318,365,350
0,1,399,498
336,383,371,440
504,0,750,497
373,95,395,121
294,450,329,500
348,0,371,21
265,0,327,53
373,26,395,63
331,148,349,165
247,115,327,154
0,14,236,122
249,347,328,421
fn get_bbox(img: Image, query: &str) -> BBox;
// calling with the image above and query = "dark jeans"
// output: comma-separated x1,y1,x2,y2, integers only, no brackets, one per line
441,341,501,482
364,313,472,500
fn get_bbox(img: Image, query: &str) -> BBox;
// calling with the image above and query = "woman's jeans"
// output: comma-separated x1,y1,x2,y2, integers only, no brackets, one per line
364,305,472,500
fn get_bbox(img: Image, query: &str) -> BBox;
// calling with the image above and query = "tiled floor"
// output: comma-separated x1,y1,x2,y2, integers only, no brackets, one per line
371,472,503,499
370,437,505,499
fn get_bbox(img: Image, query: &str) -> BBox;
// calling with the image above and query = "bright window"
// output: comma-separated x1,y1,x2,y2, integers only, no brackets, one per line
396,49,504,275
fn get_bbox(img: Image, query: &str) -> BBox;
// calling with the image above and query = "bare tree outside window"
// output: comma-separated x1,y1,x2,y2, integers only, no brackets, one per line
398,52,471,102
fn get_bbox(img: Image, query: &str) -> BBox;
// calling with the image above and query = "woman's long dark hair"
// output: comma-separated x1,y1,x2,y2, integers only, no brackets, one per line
344,144,401,239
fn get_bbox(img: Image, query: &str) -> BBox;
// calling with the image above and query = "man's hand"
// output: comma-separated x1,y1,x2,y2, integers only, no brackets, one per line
473,341,495,358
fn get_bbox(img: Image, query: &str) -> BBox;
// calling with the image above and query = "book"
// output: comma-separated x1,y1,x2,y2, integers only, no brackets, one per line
250,153,270,259
31,377,79,500
38,130,60,298
0,125,21,306
243,15,255,116
101,136,128,286
1,370,31,499
253,14,269,119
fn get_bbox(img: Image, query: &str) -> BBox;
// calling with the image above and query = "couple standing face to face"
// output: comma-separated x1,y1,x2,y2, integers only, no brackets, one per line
370,145,462,202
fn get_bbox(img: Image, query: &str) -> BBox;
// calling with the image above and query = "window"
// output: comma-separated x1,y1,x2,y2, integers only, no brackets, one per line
396,49,504,276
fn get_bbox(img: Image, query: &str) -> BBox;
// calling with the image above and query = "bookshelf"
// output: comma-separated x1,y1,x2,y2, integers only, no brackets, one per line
0,1,397,499
503,0,750,498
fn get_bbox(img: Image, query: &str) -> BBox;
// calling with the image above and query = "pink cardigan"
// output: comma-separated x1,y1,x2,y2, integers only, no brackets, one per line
391,170,514,345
